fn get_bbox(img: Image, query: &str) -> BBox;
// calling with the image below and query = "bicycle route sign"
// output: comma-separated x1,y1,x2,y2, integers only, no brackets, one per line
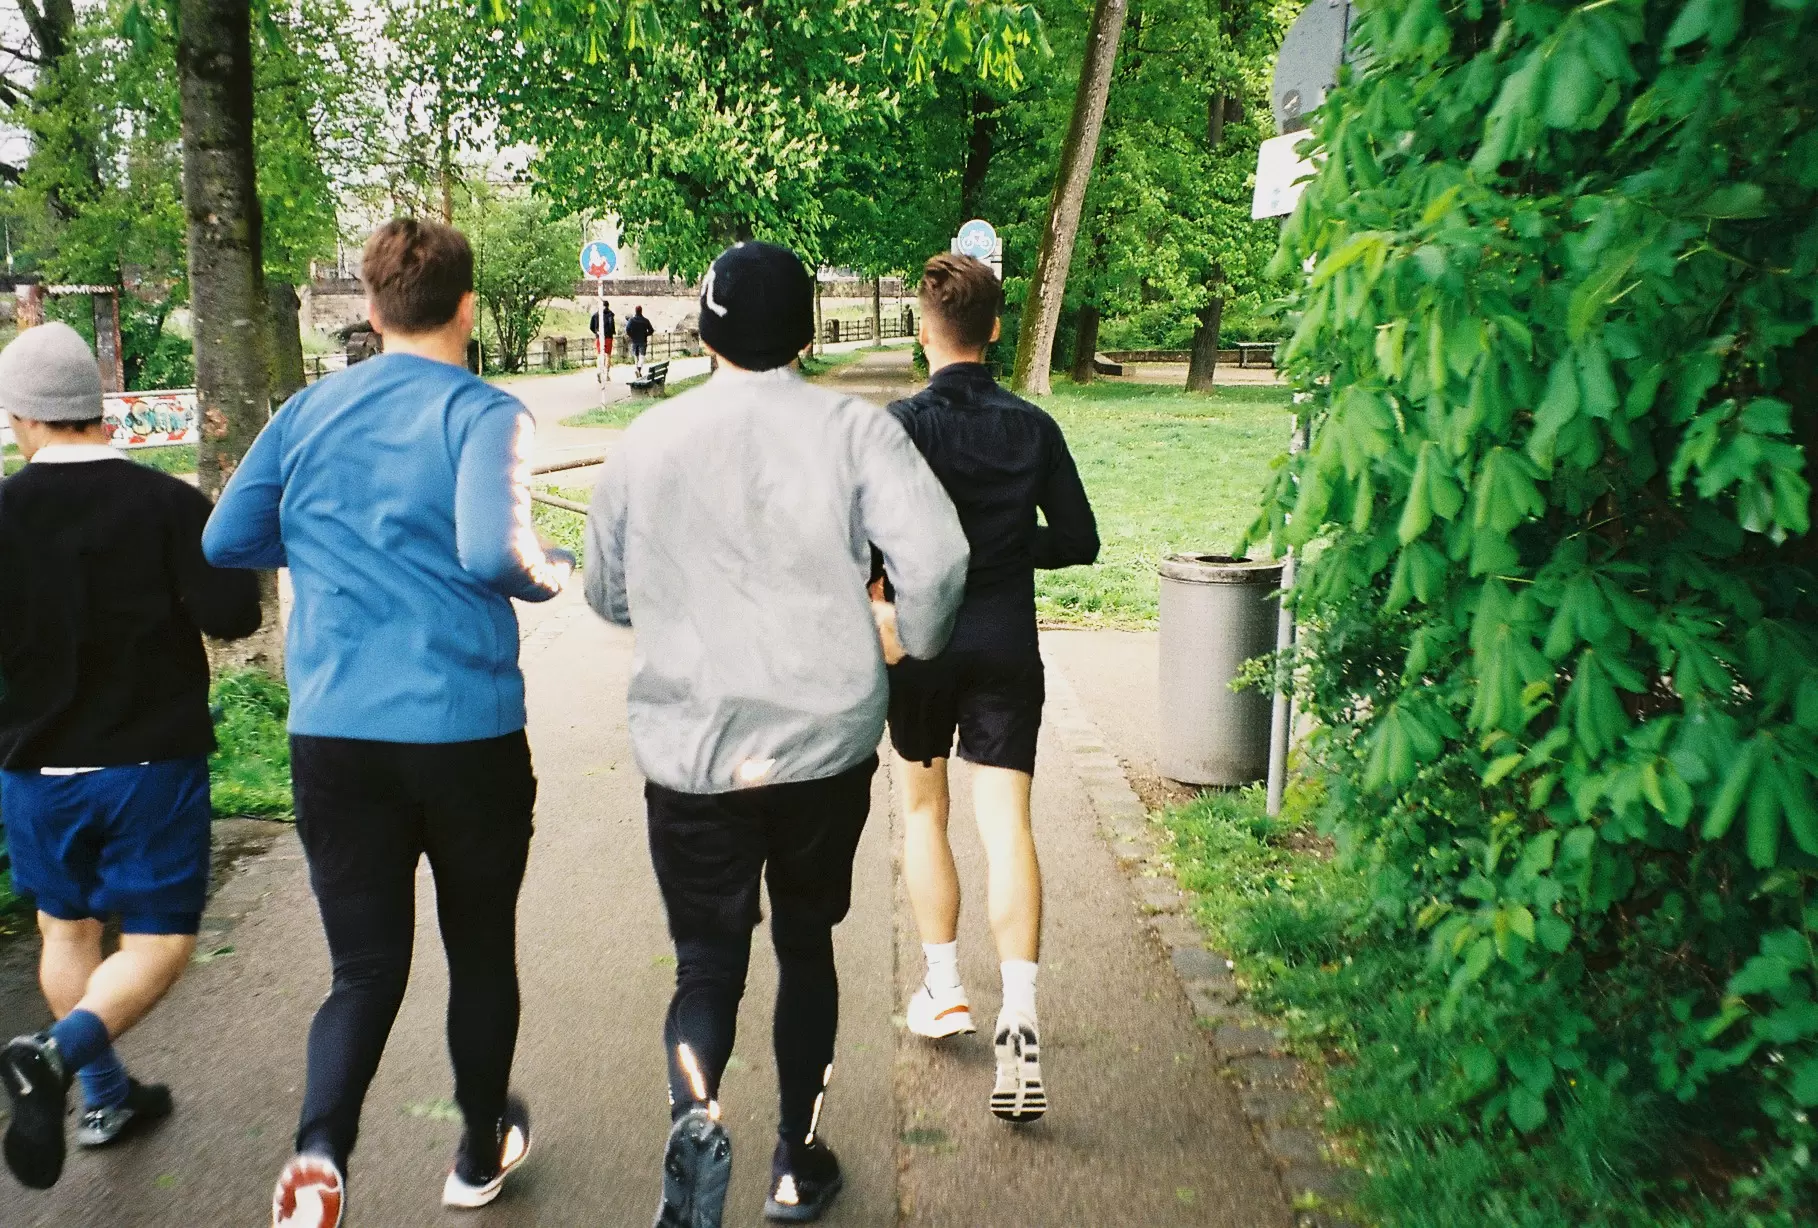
951,219,1003,279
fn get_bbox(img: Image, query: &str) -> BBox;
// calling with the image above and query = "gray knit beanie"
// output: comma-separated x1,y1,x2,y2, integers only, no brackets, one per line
0,321,105,423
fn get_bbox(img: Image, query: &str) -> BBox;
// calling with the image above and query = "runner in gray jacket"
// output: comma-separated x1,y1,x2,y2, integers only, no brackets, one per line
584,241,967,1228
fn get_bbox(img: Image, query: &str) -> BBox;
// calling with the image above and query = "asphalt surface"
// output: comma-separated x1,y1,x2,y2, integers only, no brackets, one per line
0,349,1289,1226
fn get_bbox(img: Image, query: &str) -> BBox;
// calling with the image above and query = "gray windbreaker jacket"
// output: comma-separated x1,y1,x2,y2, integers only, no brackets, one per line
585,365,970,794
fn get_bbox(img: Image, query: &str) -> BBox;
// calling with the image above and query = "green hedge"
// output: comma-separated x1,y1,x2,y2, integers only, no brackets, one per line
1253,0,1818,1216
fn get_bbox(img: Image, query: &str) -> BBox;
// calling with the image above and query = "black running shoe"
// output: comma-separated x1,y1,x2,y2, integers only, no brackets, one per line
2,1032,71,1189
443,1094,532,1208
763,1136,842,1223
653,1106,731,1228
75,1078,173,1148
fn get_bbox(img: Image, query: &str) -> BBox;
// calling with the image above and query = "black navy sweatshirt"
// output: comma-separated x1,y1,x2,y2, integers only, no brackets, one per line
0,452,262,770
885,362,1100,653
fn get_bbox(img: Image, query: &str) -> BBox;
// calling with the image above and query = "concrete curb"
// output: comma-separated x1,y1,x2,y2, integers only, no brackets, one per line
1042,653,1361,1228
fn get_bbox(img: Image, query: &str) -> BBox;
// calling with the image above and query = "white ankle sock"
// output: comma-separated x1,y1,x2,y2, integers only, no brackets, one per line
1001,960,1038,1021
922,941,962,992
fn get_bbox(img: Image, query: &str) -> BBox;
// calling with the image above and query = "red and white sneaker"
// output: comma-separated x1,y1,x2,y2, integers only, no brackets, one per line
272,1153,345,1228
905,983,975,1039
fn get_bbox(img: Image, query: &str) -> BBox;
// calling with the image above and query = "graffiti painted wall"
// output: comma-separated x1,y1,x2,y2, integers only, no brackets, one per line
105,389,199,448
0,388,198,451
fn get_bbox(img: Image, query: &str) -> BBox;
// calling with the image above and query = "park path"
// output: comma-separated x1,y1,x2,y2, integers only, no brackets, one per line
0,347,1288,1227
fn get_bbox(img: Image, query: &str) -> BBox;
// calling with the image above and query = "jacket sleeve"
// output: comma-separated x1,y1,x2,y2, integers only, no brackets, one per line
455,399,574,602
583,448,633,626
202,410,288,570
175,485,262,640
854,403,969,659
1031,418,1100,570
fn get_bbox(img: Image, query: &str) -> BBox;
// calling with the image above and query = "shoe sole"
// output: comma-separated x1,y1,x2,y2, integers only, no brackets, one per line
991,1025,1047,1124
764,1170,844,1222
2,1040,67,1189
654,1110,731,1228
271,1157,345,1228
442,1121,533,1209
907,1010,976,1040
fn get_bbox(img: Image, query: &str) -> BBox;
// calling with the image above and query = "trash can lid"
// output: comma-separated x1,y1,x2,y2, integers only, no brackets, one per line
1157,553,1284,585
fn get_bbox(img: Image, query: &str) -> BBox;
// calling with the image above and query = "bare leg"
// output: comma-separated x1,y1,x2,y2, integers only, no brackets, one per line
970,766,1041,963
67,932,197,1039
37,914,104,1019
897,754,959,945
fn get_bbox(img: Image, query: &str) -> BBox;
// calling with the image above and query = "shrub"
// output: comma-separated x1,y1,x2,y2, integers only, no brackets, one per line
1252,0,1818,1212
209,669,292,819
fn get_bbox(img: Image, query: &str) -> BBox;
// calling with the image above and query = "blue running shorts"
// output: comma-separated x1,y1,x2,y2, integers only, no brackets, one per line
0,757,212,935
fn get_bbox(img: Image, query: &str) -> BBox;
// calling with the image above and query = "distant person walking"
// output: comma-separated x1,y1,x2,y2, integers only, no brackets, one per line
586,242,968,1227
0,323,262,1192
624,305,654,374
592,301,617,380
204,219,574,1228
876,253,1099,1124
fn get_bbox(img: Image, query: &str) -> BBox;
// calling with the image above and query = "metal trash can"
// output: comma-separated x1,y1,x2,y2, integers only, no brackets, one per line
1157,554,1285,786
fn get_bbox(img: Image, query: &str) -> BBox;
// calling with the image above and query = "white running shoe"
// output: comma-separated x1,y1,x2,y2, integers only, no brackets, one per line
905,983,975,1039
442,1095,532,1209
991,1010,1047,1123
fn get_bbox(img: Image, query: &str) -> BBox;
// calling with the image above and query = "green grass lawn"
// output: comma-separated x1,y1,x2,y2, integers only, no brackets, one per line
1031,380,1294,628
559,347,878,429
533,485,589,562
4,443,196,477
208,669,293,818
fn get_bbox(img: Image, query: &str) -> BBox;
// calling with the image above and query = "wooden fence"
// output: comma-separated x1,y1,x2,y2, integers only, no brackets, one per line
304,328,708,384
820,308,918,345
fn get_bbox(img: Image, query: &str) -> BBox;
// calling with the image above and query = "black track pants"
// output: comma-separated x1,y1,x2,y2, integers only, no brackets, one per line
289,731,536,1170
646,755,874,1143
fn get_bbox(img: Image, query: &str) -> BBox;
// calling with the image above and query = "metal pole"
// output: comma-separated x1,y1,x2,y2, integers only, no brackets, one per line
1265,414,1307,817
597,277,607,404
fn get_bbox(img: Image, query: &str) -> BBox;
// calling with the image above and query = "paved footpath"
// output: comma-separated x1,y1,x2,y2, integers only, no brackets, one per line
0,348,1288,1227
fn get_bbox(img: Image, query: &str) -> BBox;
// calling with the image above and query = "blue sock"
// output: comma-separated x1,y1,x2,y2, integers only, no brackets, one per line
47,1009,112,1077
77,1046,130,1110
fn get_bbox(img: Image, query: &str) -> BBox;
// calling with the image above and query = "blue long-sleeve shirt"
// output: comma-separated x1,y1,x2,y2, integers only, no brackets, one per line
204,353,573,743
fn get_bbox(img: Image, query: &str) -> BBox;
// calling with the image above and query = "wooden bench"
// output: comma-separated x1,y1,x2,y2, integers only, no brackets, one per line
630,360,670,396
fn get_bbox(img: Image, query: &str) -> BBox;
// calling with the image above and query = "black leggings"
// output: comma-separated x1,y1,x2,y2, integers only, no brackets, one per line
290,732,536,1170
647,757,875,1143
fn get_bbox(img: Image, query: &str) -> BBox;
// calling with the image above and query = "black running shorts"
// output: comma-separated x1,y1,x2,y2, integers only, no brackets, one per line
887,648,1044,775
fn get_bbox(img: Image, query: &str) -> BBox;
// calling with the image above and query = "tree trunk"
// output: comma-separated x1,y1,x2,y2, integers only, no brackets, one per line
179,0,283,675
871,276,882,345
960,93,997,222
1010,0,1130,395
269,282,306,405
437,109,455,223
1070,304,1100,384
814,277,824,356
1186,291,1223,392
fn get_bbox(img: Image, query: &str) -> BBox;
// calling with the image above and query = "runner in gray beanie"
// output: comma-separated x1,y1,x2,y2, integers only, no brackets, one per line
696,242,815,371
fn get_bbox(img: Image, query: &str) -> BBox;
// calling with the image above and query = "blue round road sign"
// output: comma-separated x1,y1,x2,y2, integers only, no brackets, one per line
955,219,997,260
580,241,618,278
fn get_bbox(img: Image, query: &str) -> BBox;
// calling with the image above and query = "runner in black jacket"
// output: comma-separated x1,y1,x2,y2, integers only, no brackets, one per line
873,253,1098,1125
624,306,655,374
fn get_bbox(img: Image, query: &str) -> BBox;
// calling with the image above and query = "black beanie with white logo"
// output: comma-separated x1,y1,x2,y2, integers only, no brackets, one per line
697,242,815,371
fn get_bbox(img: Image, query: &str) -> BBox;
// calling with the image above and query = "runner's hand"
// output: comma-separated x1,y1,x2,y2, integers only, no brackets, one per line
872,598,905,665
